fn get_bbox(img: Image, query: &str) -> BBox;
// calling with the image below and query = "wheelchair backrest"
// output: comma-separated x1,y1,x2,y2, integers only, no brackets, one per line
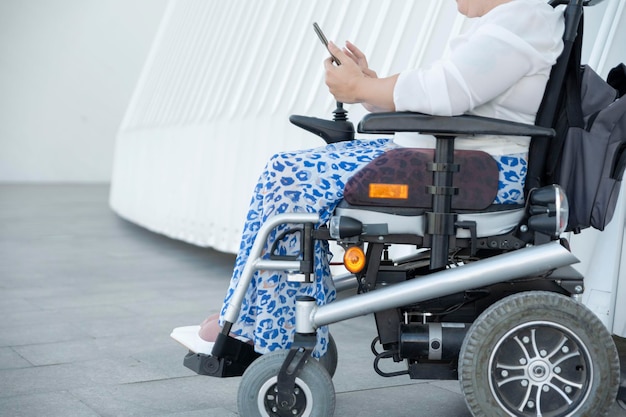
525,0,586,193
528,0,626,233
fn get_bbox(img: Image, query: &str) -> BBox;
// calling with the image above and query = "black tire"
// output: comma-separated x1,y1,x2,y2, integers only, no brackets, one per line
459,291,619,417
318,332,338,378
238,350,335,417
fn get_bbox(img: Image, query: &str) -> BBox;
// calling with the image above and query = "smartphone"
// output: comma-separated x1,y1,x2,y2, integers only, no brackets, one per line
313,22,341,65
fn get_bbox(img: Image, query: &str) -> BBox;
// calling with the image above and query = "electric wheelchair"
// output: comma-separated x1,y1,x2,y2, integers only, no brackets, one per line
180,0,625,415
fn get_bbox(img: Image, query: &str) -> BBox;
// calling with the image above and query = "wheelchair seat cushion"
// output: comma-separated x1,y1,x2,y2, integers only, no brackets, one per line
343,148,499,210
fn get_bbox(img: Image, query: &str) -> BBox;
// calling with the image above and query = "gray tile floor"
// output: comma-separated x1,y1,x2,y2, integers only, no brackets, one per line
0,184,624,417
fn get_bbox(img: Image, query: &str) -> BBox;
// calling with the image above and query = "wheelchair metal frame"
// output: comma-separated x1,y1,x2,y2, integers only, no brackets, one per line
181,0,624,415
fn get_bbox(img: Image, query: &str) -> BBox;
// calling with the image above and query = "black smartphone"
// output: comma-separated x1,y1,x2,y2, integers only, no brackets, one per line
313,22,341,65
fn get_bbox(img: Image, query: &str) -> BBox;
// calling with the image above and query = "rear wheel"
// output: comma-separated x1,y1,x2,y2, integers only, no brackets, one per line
318,333,338,378
238,350,335,417
459,291,619,417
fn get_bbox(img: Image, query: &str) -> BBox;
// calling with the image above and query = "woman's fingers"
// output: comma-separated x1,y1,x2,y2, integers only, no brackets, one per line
345,41,366,63
343,41,376,78
324,56,335,71
343,48,358,64
327,41,348,65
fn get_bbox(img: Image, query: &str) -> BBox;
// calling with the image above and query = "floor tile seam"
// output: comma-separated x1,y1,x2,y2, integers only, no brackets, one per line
0,359,84,371
429,381,464,396
5,353,123,369
0,372,183,400
148,403,241,417
0,348,167,371
117,374,204,387
0,335,100,350
0,299,162,317
0,385,91,401
0,388,103,413
69,384,198,417
6,345,38,367
334,380,430,396
66,390,107,417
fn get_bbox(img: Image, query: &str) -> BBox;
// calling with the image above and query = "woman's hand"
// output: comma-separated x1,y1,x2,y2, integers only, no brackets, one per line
343,41,377,79
324,41,368,104
324,41,398,112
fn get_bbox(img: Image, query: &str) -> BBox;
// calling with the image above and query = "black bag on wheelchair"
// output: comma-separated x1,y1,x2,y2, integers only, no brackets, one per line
548,63,626,232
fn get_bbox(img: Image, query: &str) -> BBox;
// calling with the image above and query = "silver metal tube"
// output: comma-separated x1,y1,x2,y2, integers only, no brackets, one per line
312,241,579,328
223,213,320,323
255,260,302,271
332,272,358,292
296,297,317,334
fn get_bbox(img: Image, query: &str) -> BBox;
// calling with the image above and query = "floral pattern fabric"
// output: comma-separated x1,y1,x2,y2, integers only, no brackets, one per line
495,152,527,204
219,139,527,357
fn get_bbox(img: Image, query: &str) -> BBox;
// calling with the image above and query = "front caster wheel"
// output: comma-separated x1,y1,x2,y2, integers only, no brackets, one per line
238,350,335,417
459,291,619,417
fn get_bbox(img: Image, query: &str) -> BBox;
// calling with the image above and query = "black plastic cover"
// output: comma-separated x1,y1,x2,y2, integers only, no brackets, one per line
357,112,555,138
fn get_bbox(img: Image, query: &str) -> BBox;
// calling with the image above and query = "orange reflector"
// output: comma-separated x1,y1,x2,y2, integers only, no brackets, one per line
369,183,409,199
343,246,366,273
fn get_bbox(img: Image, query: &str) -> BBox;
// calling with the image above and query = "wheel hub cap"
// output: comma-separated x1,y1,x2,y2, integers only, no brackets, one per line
257,377,313,417
528,360,550,383
489,321,593,417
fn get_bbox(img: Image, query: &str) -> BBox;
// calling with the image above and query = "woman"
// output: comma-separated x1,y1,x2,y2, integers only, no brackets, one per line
172,0,565,358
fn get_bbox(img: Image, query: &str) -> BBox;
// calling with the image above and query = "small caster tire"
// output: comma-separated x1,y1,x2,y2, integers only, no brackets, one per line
238,350,335,417
318,332,338,378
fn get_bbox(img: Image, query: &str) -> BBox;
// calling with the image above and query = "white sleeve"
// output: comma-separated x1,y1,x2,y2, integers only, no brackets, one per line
393,24,541,116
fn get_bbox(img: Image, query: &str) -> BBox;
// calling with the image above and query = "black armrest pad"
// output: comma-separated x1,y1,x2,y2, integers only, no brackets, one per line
357,112,555,138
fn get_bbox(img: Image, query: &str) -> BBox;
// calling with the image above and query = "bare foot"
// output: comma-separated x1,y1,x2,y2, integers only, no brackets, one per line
198,313,221,342
198,313,253,346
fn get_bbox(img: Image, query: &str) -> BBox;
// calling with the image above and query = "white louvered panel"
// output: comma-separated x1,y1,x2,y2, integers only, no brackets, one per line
585,0,626,337
588,0,626,76
110,0,626,254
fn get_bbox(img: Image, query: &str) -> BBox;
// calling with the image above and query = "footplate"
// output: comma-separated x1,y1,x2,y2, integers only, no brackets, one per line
183,333,260,377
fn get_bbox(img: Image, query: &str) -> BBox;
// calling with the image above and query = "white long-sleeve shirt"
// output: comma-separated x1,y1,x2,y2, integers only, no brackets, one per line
393,0,565,156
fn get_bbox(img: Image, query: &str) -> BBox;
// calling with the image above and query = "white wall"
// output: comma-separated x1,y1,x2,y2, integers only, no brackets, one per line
109,0,466,252
110,0,626,254
0,0,168,182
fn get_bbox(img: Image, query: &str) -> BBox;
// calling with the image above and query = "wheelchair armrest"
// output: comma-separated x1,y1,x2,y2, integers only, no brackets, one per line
551,0,605,5
357,112,555,138
289,115,355,144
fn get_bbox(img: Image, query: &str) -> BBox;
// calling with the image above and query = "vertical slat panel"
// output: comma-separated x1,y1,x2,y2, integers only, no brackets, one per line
110,0,625,254
588,0,625,76
196,1,239,121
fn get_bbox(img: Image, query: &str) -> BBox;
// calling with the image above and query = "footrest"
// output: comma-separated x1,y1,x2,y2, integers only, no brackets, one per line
183,351,250,377
183,334,261,378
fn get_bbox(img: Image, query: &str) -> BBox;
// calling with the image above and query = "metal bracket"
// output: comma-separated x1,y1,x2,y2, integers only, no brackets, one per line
455,221,478,255
269,223,315,281
478,234,527,251
408,362,458,380
276,333,317,412
183,333,260,378
359,243,385,293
